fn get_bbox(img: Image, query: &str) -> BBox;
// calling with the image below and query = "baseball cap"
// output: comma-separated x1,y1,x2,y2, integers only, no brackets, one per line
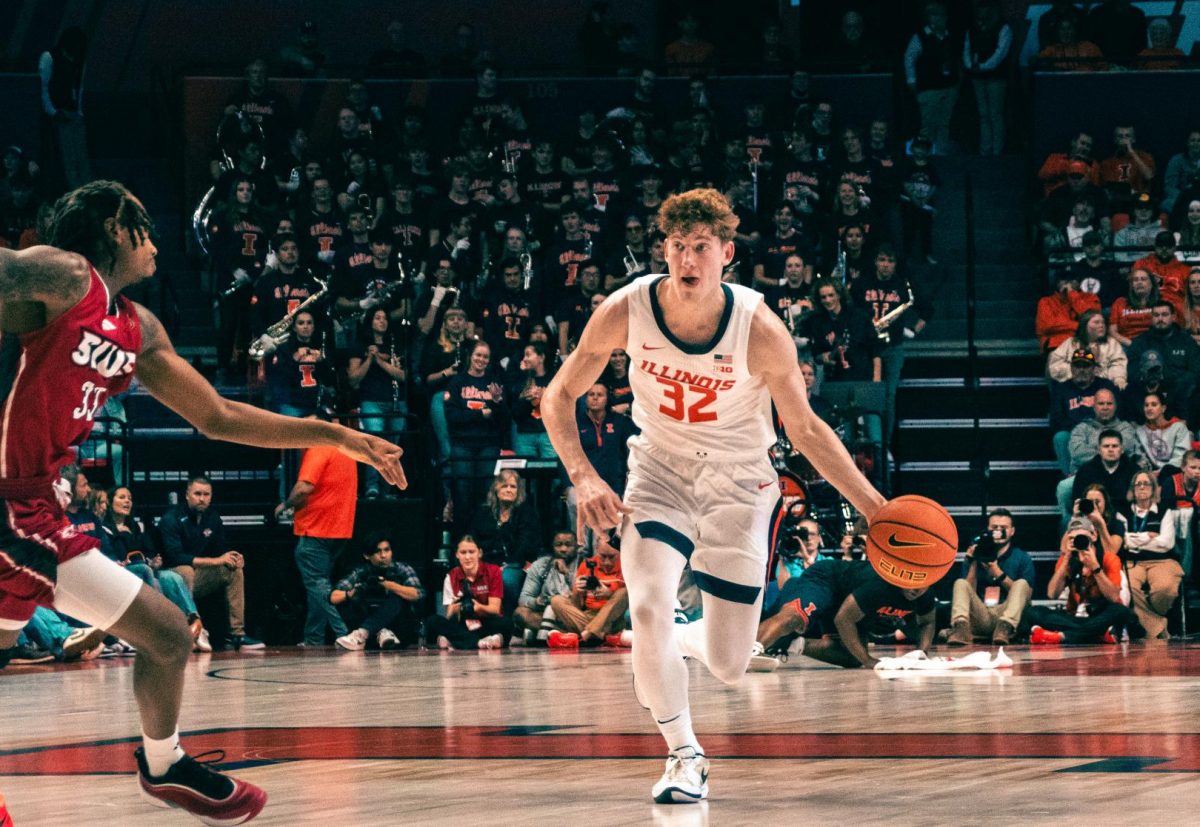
1068,160,1089,176
1066,517,1096,536
1071,349,1096,365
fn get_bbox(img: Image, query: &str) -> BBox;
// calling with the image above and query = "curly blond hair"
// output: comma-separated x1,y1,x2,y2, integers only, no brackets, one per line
657,188,739,243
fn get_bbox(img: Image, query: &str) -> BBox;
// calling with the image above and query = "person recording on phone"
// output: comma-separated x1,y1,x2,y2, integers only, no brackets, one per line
946,509,1034,646
1023,517,1131,645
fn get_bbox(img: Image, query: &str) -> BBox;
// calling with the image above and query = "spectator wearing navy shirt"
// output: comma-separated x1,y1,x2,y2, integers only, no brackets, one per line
565,383,637,538
444,340,511,531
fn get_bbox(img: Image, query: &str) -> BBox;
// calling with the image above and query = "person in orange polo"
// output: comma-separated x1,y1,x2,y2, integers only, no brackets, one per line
276,430,359,645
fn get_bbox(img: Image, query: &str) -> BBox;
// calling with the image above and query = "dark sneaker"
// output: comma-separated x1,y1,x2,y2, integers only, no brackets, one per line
229,635,266,651
992,620,1016,646
9,641,55,665
135,747,266,825
946,620,971,646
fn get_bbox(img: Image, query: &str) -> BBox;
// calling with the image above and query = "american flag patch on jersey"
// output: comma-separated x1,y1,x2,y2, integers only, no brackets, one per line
713,353,733,374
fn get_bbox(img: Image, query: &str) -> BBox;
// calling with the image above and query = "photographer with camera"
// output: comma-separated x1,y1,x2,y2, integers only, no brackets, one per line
515,530,586,645
1119,471,1183,639
1024,517,1130,645
548,531,629,648
331,534,425,651
947,509,1034,646
426,535,509,650
763,515,822,623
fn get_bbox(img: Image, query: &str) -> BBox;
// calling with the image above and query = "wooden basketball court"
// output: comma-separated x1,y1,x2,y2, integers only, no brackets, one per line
3,643,1200,825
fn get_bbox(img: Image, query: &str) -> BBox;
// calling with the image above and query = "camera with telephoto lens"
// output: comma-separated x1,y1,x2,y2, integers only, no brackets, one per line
1078,498,1094,516
1068,533,1091,577
777,503,811,559
459,579,475,619
585,559,601,590
971,526,1007,563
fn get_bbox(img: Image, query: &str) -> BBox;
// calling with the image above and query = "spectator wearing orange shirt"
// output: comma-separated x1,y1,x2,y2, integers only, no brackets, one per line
1136,19,1187,70
1037,17,1105,71
1133,231,1189,311
1036,273,1101,352
276,438,358,646
1024,517,1132,644
1099,125,1156,213
1038,132,1098,197
1109,268,1159,346
663,11,714,75
548,532,629,648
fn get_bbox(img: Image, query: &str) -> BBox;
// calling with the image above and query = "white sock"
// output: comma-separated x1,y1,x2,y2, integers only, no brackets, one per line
655,708,701,754
142,728,185,777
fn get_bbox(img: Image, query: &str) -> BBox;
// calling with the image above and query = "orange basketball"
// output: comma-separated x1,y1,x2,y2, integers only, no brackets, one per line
866,495,958,588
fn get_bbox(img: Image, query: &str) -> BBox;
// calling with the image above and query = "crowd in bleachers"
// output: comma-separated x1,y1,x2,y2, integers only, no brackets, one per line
7,2,1200,663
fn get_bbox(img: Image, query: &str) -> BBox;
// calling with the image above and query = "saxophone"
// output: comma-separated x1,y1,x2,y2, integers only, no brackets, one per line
248,279,328,361
874,286,915,345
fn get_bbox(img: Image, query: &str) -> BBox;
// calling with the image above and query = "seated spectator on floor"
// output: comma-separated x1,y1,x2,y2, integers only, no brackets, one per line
1068,483,1127,563
1133,232,1189,311
1024,517,1131,645
1109,268,1157,347
160,475,263,651
509,342,555,459
1114,193,1165,263
1126,300,1200,411
1064,231,1123,308
14,609,106,663
331,534,425,651
547,531,629,648
468,469,541,613
426,535,509,650
565,382,638,538
946,509,1034,646
764,516,822,616
1134,391,1190,473
1047,309,1126,389
1119,470,1183,639
103,486,207,652
1036,273,1100,353
1049,350,1117,475
754,558,936,669
60,464,112,560
1072,429,1139,516
515,529,584,645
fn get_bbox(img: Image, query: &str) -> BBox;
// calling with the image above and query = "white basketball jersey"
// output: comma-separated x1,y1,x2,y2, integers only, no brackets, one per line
623,275,774,459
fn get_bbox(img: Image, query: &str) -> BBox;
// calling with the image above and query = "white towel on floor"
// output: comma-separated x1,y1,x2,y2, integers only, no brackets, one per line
873,648,1014,672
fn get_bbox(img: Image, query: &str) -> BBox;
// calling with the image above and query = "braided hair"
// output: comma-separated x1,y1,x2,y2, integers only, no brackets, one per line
47,180,154,272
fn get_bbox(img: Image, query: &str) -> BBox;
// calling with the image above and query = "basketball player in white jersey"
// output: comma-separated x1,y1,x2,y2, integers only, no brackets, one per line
542,188,888,803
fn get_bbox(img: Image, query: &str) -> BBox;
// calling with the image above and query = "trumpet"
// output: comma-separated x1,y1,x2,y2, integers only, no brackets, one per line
249,279,328,361
624,245,642,277
874,287,915,345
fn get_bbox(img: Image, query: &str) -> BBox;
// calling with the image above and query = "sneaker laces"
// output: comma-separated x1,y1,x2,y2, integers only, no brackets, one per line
664,748,706,784
161,751,235,800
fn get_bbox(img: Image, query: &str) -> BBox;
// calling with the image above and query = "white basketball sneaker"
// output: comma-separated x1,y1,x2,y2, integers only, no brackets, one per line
652,746,709,804
747,640,780,672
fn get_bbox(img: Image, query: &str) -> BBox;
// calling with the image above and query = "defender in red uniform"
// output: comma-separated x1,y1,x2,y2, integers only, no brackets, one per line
0,180,406,825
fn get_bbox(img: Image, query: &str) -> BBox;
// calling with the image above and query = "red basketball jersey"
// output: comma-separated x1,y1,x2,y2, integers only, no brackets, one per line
0,264,141,490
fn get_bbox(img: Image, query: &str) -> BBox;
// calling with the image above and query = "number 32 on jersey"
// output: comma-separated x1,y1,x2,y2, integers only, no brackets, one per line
656,376,717,423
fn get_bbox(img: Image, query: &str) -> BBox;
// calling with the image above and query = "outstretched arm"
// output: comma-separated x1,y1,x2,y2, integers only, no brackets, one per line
750,304,886,522
542,293,630,532
133,303,406,489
